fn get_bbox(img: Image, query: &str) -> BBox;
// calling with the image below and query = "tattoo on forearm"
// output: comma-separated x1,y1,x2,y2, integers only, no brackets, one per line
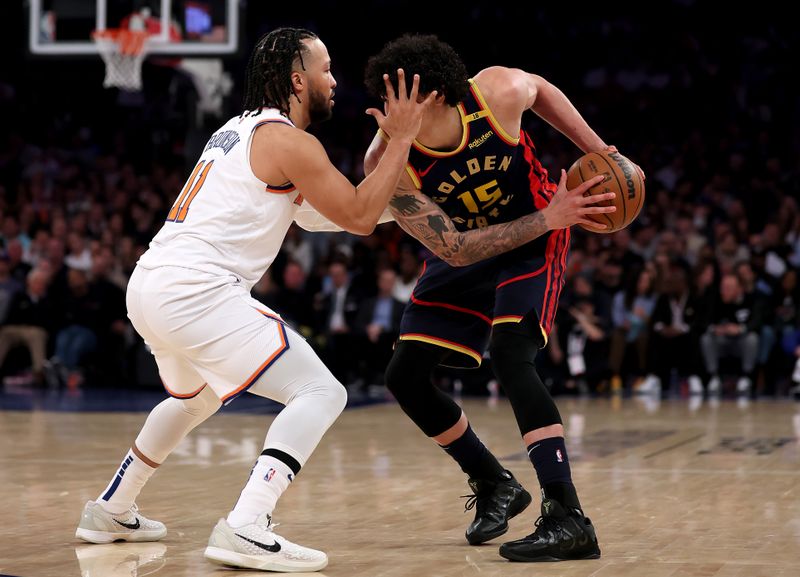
391,192,550,266
427,215,448,245
390,194,424,215
455,211,548,264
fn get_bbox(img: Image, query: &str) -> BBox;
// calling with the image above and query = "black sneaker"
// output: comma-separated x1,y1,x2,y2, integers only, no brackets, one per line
499,498,601,561
463,470,532,545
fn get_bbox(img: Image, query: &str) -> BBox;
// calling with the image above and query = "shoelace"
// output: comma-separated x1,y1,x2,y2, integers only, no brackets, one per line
256,515,280,532
461,493,479,512
113,503,139,522
531,514,563,540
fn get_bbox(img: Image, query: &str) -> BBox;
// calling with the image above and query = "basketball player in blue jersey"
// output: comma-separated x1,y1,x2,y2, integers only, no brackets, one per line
364,34,642,562
74,28,434,572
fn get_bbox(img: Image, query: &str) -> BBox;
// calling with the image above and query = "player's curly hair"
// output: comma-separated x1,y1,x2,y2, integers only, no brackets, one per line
364,34,469,106
242,27,317,116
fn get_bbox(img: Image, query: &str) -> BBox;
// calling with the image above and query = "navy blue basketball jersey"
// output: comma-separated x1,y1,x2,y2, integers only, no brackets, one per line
403,79,556,232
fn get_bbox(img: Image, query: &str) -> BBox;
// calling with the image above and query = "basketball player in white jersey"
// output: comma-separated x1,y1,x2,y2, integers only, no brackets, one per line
75,27,435,572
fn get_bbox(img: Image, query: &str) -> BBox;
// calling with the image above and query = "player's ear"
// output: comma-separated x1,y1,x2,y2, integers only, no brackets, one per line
291,71,304,94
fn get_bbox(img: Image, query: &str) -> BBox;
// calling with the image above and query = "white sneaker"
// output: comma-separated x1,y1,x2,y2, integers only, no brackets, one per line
204,513,328,572
688,375,703,395
736,376,751,394
75,542,166,576
707,376,721,395
637,374,661,395
75,501,167,544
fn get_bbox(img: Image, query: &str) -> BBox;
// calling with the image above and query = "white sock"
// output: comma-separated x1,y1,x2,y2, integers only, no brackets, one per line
97,450,157,515
227,455,295,528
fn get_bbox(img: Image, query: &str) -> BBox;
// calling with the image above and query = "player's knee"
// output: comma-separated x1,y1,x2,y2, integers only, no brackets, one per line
384,355,404,395
328,379,348,416
489,328,538,373
301,377,347,417
384,353,423,402
181,385,222,419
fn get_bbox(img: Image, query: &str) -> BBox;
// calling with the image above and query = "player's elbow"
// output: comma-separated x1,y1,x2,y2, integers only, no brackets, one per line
438,252,467,267
341,209,377,235
349,219,376,236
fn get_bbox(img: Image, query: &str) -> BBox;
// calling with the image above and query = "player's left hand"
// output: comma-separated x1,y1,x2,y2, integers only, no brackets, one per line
605,145,646,182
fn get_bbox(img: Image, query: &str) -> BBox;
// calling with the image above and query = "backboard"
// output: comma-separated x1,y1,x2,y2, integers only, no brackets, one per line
29,0,239,55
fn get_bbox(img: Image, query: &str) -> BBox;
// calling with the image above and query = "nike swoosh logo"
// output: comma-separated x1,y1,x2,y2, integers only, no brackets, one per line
114,518,140,530
235,533,281,552
418,160,438,177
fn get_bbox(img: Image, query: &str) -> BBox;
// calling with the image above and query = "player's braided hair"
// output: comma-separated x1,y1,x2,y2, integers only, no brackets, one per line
364,34,469,106
242,27,318,116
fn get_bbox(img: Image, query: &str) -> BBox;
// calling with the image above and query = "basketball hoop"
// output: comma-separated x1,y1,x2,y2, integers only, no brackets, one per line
92,29,150,91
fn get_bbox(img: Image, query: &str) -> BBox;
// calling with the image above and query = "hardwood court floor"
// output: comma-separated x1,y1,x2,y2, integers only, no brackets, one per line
1,393,799,576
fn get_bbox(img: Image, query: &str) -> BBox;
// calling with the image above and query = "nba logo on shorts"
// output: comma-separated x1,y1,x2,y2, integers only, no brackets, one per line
556,449,563,463
264,468,276,482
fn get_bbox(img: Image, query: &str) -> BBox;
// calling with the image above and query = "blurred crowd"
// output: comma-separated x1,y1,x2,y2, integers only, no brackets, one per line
1,1,798,397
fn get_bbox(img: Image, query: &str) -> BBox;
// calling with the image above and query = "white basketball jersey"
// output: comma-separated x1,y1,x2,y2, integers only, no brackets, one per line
137,109,303,290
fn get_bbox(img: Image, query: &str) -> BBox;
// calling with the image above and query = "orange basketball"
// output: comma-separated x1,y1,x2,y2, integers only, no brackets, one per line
566,150,645,233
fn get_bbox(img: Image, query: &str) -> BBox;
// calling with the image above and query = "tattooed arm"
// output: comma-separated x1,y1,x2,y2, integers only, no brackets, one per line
389,169,614,266
388,184,550,267
365,132,614,267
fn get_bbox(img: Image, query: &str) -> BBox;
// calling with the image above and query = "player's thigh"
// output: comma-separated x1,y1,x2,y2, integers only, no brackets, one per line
247,326,342,405
148,345,208,398
179,294,299,404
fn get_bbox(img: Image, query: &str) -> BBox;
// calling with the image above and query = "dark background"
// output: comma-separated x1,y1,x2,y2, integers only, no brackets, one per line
1,0,798,396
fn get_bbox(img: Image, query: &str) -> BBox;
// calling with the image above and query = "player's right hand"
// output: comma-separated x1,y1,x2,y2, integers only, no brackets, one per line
365,68,437,144
543,170,615,231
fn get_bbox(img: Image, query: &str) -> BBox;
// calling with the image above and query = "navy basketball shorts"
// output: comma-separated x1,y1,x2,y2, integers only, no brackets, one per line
398,228,570,368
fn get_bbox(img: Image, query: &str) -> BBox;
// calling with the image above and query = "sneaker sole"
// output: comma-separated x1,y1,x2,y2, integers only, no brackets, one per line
75,527,167,544
499,547,601,562
204,546,328,572
466,489,533,545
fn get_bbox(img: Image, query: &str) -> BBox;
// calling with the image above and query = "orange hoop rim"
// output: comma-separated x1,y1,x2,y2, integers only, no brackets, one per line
92,29,150,56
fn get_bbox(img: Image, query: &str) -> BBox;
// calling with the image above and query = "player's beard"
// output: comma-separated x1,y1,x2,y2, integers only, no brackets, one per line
308,84,334,124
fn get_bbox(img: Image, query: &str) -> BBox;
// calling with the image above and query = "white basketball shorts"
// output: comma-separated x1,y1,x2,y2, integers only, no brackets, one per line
127,265,295,404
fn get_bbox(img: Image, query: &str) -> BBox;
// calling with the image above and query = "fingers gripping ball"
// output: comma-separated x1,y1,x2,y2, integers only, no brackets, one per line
567,150,645,233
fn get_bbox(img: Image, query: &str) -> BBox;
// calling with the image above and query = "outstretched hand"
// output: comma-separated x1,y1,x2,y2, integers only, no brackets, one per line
543,170,616,231
365,68,436,144
605,145,646,182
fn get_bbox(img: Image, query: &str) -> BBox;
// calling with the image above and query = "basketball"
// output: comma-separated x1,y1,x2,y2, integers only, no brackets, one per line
566,150,645,233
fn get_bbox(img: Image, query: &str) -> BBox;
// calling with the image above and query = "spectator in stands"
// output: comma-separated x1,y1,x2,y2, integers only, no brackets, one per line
269,260,316,337
715,230,750,275
554,274,612,394
87,249,128,382
50,268,99,388
610,268,657,392
353,268,405,394
0,253,22,324
316,260,360,384
645,264,704,394
5,239,31,285
0,268,53,386
392,246,421,302
673,212,706,267
1,215,31,252
65,231,92,272
700,273,762,395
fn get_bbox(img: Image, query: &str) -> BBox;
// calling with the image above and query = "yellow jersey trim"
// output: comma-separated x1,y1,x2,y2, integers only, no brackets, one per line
410,103,470,158
468,79,520,145
398,334,482,367
405,166,422,189
492,315,524,325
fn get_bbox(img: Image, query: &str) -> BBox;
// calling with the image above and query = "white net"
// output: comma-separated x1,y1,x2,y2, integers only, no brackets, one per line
93,30,149,91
